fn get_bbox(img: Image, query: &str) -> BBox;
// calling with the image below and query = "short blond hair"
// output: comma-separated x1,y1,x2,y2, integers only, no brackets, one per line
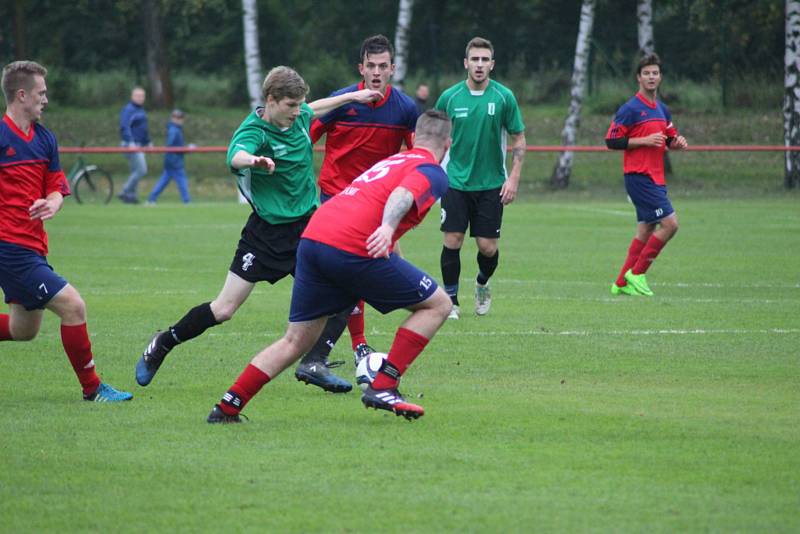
262,66,309,102
2,61,47,104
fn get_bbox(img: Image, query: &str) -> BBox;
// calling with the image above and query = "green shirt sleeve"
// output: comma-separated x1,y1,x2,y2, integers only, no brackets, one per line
504,92,525,135
227,117,266,172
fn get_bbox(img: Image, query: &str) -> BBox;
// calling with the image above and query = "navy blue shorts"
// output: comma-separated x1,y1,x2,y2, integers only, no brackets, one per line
289,239,439,322
624,173,674,224
0,241,68,310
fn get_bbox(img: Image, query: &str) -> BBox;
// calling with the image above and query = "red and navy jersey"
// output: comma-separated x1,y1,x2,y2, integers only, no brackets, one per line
0,114,69,256
303,148,448,257
310,82,418,196
605,92,678,185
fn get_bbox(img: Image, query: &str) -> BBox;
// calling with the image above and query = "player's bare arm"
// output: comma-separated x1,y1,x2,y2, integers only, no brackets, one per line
28,192,63,221
500,131,526,205
309,89,382,116
230,150,275,173
627,132,667,148
366,187,414,258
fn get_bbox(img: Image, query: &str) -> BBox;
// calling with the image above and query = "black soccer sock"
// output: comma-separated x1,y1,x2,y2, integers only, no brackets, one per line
163,302,220,350
476,250,499,286
441,245,461,306
300,307,350,364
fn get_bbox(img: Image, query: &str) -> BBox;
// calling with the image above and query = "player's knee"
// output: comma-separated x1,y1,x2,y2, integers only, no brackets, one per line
59,294,87,323
210,302,236,323
431,288,453,319
11,327,38,341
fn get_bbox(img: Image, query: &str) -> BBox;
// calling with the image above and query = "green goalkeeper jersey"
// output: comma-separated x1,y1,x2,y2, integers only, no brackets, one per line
227,102,318,224
435,79,525,191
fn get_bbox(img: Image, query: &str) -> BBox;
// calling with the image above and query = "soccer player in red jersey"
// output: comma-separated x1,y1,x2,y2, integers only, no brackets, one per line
0,61,132,402
207,110,453,423
295,34,420,390
605,54,688,296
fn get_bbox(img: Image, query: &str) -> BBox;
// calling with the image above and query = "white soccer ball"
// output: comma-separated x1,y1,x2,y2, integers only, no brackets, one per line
355,352,387,391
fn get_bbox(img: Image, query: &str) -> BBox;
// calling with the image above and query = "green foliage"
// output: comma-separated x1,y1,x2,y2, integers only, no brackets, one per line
0,0,782,108
1,199,798,531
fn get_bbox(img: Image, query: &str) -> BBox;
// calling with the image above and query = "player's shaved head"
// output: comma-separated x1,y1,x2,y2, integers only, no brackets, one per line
2,61,47,104
414,110,451,148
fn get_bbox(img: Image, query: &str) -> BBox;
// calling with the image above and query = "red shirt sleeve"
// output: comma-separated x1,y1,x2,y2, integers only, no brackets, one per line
46,170,70,197
309,118,330,144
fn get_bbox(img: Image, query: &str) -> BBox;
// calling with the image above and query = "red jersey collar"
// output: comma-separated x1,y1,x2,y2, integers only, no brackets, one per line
357,80,392,108
3,114,35,142
635,92,658,109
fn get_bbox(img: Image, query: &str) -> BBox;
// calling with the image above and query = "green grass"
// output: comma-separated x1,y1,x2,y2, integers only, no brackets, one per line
1,198,798,532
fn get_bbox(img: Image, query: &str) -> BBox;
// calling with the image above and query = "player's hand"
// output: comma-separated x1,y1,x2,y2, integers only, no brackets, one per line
641,132,667,147
670,135,688,150
28,198,60,221
500,178,518,205
366,224,394,258
251,155,275,173
351,89,383,104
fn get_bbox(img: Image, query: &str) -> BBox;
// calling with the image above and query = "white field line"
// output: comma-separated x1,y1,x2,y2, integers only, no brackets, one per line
144,327,800,339
429,328,800,337
488,279,800,290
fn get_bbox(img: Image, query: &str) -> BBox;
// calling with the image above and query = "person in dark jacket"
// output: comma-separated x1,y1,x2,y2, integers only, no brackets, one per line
147,109,191,204
118,87,150,203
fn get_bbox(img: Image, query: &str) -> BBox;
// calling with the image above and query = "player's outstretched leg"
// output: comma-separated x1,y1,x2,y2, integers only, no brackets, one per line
360,289,451,420
136,301,220,386
294,308,352,393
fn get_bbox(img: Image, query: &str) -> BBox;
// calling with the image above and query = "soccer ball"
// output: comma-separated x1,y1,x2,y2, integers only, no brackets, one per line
355,352,387,391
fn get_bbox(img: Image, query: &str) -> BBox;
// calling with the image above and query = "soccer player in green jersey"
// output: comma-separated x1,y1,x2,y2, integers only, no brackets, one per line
435,37,526,319
135,66,380,390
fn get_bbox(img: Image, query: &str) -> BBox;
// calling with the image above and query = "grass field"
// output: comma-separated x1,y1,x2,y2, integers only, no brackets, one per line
1,198,799,532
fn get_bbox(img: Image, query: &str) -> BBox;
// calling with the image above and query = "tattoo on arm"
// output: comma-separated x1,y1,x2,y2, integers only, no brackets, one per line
382,188,414,228
512,146,525,164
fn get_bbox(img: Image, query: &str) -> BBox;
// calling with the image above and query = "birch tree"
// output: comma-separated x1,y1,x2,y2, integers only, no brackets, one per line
637,0,655,56
393,0,414,90
551,0,595,189
242,0,263,110
786,0,800,188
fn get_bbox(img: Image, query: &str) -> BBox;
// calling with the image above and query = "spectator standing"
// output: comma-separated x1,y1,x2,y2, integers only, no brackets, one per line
147,109,191,204
118,86,150,204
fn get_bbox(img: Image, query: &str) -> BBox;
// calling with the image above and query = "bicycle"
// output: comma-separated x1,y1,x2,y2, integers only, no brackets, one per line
65,152,114,204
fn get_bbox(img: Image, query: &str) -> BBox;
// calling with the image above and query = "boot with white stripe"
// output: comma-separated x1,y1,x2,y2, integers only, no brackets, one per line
361,386,424,420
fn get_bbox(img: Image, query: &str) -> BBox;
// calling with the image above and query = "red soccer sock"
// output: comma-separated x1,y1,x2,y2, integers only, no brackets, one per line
632,235,666,275
615,238,646,286
0,314,11,341
348,301,367,349
219,364,271,415
372,327,429,390
61,323,101,395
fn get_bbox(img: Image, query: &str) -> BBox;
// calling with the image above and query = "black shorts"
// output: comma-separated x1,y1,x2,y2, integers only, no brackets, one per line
440,187,503,238
229,211,312,284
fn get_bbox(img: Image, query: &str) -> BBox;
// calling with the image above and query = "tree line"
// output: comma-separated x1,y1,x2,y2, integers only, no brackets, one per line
1,0,782,108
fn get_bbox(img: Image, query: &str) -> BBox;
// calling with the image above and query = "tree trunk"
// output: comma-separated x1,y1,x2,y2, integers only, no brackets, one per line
13,0,28,59
142,0,173,109
551,0,595,189
637,0,655,56
393,0,414,90
637,0,673,174
242,0,263,110
785,0,800,188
